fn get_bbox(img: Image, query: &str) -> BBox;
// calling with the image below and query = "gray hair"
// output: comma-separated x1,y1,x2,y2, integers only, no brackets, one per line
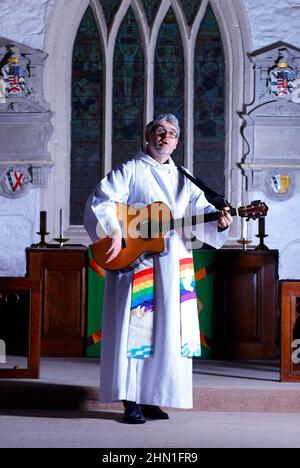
145,113,180,140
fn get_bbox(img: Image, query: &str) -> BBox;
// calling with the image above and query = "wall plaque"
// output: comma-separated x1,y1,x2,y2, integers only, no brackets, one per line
241,43,300,201
0,38,53,198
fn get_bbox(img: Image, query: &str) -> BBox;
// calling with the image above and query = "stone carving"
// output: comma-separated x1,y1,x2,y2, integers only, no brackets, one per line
0,38,53,198
248,43,300,111
241,43,300,201
269,48,296,99
0,166,31,199
0,44,31,98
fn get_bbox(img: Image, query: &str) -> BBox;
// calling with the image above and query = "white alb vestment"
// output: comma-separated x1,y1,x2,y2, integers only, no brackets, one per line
84,151,228,408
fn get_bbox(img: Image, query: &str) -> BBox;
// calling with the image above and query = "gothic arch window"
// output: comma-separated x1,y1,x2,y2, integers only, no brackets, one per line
46,0,251,239
140,0,162,26
194,4,225,194
112,7,144,168
98,0,122,29
179,0,203,25
154,7,184,165
71,6,103,225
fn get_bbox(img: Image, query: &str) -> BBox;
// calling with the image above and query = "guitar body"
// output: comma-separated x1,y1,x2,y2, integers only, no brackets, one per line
90,199,268,272
91,202,172,272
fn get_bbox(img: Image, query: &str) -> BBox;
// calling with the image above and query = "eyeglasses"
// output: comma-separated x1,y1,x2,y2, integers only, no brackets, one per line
153,126,179,139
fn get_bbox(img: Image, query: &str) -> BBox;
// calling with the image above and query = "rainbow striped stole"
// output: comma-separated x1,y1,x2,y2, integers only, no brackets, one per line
127,257,200,359
130,267,154,313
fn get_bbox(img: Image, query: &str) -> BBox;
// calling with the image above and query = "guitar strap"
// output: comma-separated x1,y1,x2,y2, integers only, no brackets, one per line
176,165,230,210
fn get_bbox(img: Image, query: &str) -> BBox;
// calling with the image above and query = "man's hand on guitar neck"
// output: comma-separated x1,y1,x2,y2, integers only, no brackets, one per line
217,207,233,231
106,229,122,264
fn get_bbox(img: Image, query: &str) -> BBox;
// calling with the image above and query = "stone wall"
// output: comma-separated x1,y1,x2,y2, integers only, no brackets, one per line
0,0,55,49
244,0,300,50
0,0,54,276
0,191,40,276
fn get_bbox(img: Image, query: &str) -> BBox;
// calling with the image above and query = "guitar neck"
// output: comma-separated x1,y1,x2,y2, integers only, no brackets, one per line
159,207,237,233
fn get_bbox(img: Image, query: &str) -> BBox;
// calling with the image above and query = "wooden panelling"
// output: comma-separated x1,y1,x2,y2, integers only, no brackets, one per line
215,250,278,360
26,247,87,357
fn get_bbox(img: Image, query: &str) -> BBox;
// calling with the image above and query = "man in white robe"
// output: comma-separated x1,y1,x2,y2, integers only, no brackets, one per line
84,114,232,424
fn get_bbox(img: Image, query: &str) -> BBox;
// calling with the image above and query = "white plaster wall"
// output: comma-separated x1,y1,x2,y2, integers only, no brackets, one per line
250,192,300,279
0,191,40,276
0,0,54,276
244,0,300,50
242,0,300,279
0,0,55,49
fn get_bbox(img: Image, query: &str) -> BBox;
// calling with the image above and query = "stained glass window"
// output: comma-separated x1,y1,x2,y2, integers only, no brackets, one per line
154,8,184,165
139,0,161,26
194,5,225,195
112,7,144,168
71,7,103,225
98,0,122,29
179,0,202,25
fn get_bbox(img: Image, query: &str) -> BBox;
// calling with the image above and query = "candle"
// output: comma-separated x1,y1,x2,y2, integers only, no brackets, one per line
241,217,248,240
59,209,63,238
259,217,265,237
40,211,47,233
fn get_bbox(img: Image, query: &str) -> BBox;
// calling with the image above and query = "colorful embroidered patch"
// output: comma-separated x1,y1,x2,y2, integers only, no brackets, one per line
181,342,201,357
127,345,154,359
180,258,197,303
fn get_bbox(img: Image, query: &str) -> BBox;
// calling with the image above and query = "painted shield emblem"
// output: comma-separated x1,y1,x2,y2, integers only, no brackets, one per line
270,66,295,98
0,167,31,198
271,174,291,194
1,62,27,97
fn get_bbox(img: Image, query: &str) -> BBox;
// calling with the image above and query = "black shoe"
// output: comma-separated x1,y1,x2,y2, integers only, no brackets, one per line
123,400,146,424
140,404,169,420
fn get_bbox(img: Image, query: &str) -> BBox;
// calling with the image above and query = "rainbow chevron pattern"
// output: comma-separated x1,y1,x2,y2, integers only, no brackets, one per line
130,267,154,312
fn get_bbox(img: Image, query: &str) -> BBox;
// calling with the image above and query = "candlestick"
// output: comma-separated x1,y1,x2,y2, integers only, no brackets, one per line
255,217,269,251
40,211,47,233
53,235,70,247
54,209,69,246
59,209,63,238
32,210,50,248
237,217,251,251
241,217,248,240
258,217,265,237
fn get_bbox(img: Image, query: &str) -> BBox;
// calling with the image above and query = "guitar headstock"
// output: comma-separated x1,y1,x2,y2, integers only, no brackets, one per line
238,200,269,220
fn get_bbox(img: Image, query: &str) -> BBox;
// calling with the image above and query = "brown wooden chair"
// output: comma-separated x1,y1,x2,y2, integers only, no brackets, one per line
0,278,41,378
281,280,300,382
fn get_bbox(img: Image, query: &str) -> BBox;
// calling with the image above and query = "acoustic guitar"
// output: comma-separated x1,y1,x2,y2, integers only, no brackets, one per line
91,200,268,272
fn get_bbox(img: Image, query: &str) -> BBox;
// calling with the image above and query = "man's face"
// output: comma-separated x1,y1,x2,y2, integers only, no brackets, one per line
147,121,179,163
